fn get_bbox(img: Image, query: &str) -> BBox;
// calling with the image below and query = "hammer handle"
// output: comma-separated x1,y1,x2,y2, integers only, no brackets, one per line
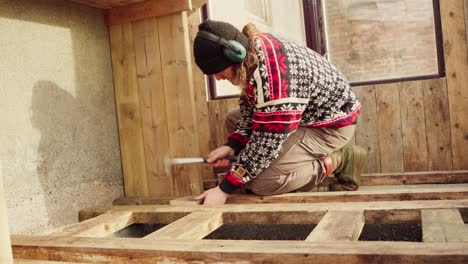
203,156,238,163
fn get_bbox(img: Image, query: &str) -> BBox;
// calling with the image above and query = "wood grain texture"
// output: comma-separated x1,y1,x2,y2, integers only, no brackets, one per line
440,0,468,169
105,0,192,25
132,18,174,197
157,13,203,195
11,235,468,263
376,83,404,172
79,199,468,218
306,211,364,241
69,0,146,9
399,81,428,171
422,209,468,242
353,85,380,173
49,211,134,237
110,23,149,197
144,211,222,239
187,9,214,182
361,170,468,185
422,78,453,171
115,183,468,205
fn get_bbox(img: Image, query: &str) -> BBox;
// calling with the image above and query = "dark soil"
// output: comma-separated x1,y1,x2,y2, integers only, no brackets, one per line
204,224,316,240
359,223,422,242
113,223,166,238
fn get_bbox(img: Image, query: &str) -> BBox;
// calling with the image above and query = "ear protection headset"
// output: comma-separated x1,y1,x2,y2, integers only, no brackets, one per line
197,30,247,63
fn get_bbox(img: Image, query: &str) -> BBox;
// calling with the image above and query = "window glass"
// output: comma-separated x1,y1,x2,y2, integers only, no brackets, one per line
323,0,439,83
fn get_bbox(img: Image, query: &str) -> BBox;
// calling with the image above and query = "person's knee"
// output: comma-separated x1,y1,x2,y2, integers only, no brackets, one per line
225,108,241,134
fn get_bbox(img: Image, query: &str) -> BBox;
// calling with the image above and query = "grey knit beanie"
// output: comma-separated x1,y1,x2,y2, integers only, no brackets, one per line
193,20,249,75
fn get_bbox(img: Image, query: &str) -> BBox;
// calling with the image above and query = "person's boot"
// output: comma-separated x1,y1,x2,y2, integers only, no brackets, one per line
328,144,367,191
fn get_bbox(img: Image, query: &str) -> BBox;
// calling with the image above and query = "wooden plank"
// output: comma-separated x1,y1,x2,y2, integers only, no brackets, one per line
306,211,364,241
113,196,173,205
69,0,145,9
158,13,203,195
422,78,453,170
133,18,174,196
376,83,404,172
109,23,149,197
79,199,468,220
115,183,468,205
49,211,134,237
440,0,468,170
353,85,380,173
176,185,468,204
11,235,468,263
422,209,468,242
144,211,222,239
361,170,468,185
106,0,192,25
169,196,201,205
399,81,428,171
187,9,214,182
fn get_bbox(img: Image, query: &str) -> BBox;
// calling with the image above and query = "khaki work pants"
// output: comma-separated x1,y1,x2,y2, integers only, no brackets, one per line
225,109,355,195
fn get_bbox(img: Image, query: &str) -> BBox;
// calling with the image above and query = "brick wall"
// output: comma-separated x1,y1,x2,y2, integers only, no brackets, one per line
324,0,439,82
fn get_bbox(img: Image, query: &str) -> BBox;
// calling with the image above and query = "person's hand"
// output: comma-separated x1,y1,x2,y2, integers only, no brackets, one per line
206,146,235,168
194,186,230,205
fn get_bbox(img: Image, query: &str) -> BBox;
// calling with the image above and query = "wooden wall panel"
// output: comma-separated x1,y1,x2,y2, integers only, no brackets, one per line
106,0,192,25
109,23,149,197
422,78,452,171
376,83,404,173
133,18,174,196
353,85,380,173
187,10,213,181
440,0,468,169
157,13,203,195
399,81,428,171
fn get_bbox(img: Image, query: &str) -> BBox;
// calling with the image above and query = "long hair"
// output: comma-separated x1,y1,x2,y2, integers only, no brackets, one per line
231,23,261,91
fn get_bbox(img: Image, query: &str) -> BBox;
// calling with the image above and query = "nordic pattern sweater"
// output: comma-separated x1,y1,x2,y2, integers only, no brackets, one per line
219,33,361,194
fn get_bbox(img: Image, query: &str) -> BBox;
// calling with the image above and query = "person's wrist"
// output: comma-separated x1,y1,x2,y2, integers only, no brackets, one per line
216,185,230,197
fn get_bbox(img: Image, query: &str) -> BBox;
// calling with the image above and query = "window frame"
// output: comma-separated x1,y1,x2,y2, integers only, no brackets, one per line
201,0,446,99
302,0,446,87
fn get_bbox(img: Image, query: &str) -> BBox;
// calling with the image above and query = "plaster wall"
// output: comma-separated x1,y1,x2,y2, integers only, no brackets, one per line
0,0,123,234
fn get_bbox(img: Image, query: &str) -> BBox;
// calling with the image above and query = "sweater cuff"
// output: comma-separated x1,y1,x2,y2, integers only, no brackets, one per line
219,178,239,194
225,138,244,155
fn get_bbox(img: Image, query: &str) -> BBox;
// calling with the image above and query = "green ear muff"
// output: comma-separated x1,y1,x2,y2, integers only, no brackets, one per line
224,40,247,63
197,30,247,63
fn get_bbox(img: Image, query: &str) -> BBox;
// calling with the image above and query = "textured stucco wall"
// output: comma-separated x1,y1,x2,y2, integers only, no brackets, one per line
0,0,123,234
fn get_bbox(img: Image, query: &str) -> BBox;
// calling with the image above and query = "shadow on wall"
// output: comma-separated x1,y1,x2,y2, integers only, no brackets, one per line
31,81,83,227
0,0,123,233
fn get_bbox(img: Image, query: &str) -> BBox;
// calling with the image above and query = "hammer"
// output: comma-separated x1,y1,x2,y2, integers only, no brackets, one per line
164,156,238,175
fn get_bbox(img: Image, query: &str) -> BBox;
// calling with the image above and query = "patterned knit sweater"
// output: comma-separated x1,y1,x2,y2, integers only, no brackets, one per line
219,33,361,194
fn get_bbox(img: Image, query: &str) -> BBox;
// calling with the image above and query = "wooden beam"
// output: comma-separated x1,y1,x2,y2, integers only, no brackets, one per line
422,209,468,243
109,23,149,197
422,78,453,171
166,185,468,204
49,211,134,237
106,0,192,25
353,85,380,173
79,199,468,221
376,83,404,173
306,211,364,241
158,12,203,196
11,235,468,263
144,211,222,239
361,170,468,185
440,0,468,170
132,18,174,197
399,81,428,171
